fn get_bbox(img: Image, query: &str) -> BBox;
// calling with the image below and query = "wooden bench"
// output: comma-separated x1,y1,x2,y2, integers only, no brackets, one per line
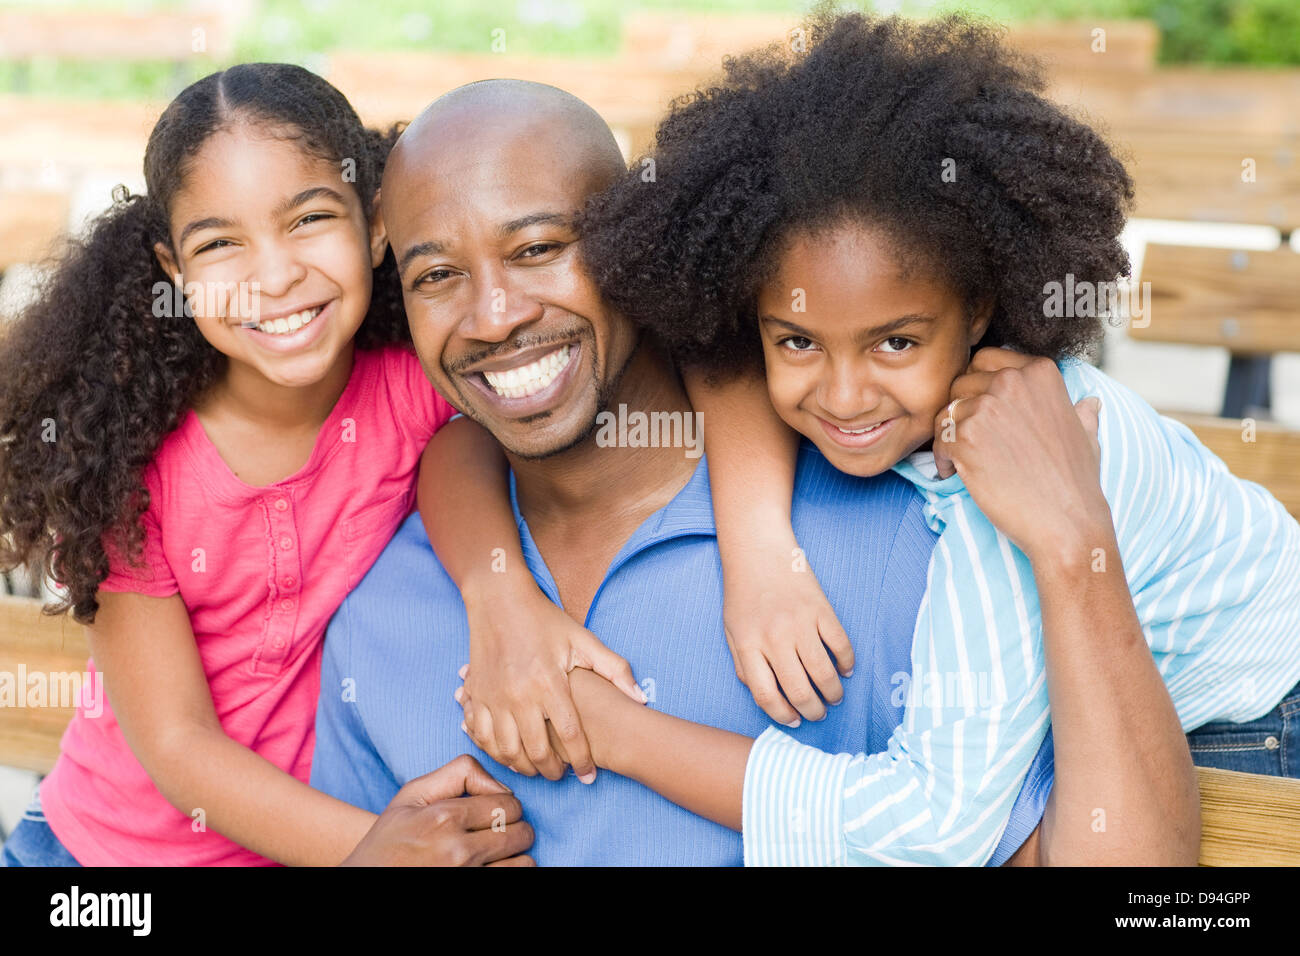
0,189,68,272
1198,766,1300,866
1004,19,1160,74
327,51,705,158
618,11,797,71
0,95,159,284
620,14,1160,76
0,94,160,177
1045,67,1300,225
0,4,239,70
1134,244,1298,355
328,17,1164,156
1130,242,1299,441
1,593,1298,864
0,594,89,776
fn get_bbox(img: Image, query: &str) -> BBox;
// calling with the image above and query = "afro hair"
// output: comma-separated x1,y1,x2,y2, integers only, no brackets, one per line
580,8,1136,376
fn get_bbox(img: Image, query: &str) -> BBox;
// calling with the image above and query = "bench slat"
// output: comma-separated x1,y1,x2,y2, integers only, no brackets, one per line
0,189,69,271
0,594,89,775
0,10,232,61
1197,766,1300,866
1133,244,1300,354
326,52,704,157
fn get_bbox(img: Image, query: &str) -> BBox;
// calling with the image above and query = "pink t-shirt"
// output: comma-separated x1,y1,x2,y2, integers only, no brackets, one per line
40,344,455,866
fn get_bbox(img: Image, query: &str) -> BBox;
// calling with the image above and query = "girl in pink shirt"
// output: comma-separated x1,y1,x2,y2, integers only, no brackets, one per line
0,64,637,866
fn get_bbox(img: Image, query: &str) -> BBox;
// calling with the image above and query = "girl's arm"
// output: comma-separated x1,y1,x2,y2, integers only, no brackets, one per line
463,357,1200,865
417,416,643,784
90,589,377,865
683,368,853,726
488,512,1196,864
94,590,532,866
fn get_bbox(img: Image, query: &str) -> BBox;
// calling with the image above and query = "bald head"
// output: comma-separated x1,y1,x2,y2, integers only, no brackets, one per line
384,79,625,210
376,79,645,462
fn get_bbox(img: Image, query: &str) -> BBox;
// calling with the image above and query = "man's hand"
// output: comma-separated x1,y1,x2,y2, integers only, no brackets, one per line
932,348,1108,566
342,754,535,866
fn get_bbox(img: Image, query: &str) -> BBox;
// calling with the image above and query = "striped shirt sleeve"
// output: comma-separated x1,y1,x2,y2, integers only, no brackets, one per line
1060,360,1300,729
743,492,1050,866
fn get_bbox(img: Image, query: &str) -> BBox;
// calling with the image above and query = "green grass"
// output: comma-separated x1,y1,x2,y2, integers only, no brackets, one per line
1,0,1297,101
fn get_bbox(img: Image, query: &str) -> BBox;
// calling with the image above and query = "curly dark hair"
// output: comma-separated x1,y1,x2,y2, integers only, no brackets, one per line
0,63,410,622
580,9,1135,377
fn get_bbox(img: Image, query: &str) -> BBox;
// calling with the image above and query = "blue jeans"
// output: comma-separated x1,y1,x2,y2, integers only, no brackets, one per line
1186,679,1300,777
1,785,82,867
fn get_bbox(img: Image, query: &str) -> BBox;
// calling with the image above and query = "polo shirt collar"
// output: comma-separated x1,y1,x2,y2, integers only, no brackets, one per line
507,455,716,605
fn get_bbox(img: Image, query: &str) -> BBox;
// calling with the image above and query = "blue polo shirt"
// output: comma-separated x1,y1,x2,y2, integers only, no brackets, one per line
310,442,1054,865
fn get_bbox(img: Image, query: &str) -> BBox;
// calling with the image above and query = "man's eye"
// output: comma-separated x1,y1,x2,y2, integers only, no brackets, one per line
295,212,334,228
416,268,454,286
878,336,913,353
195,239,231,254
519,242,561,258
781,335,816,352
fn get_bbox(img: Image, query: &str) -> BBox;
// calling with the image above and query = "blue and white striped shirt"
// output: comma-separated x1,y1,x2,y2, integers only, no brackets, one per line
743,358,1300,866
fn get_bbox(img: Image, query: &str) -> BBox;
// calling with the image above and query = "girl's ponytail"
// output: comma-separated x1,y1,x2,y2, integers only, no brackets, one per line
354,121,410,352
0,186,223,622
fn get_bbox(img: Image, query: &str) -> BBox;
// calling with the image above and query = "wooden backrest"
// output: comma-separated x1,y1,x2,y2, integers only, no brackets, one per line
1197,766,1300,865
327,52,705,156
1006,19,1159,74
620,14,1159,75
1132,243,1300,354
1045,67,1300,225
0,94,161,171
619,11,796,70
0,594,89,775
1050,65,1300,139
1118,129,1300,226
0,8,233,61
0,189,68,271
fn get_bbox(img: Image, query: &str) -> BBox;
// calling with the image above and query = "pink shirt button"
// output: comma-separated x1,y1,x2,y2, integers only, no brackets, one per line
273,638,285,649
279,536,293,550
280,598,294,611
282,576,296,589
274,498,288,512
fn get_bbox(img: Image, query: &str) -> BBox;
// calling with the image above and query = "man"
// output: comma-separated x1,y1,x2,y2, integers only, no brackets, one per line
309,79,1055,865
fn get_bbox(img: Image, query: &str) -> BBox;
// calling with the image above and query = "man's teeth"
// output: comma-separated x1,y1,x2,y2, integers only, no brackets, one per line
255,306,323,335
837,422,884,435
482,345,572,399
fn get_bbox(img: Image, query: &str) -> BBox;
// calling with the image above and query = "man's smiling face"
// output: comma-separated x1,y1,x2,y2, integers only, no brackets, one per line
383,90,635,460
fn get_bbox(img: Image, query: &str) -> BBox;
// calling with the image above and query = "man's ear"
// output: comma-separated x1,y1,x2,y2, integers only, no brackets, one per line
368,192,389,269
154,241,180,285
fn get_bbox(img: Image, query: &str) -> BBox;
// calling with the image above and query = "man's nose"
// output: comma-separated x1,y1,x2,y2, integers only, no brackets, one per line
460,266,545,344
818,359,882,422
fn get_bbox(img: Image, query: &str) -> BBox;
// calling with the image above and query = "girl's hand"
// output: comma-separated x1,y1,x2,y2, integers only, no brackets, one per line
932,348,1108,567
459,668,637,772
723,537,854,727
460,585,645,784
